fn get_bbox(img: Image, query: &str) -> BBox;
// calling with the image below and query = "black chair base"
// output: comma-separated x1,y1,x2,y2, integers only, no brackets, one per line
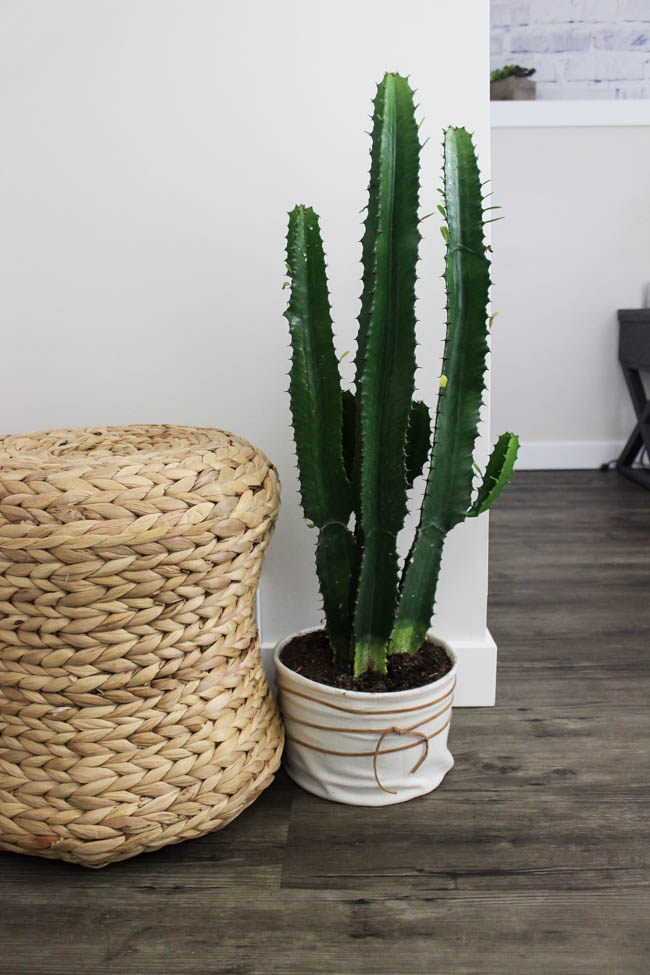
617,310,650,491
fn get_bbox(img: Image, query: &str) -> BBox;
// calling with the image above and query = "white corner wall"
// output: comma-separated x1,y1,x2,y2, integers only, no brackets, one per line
490,123,650,468
0,0,494,703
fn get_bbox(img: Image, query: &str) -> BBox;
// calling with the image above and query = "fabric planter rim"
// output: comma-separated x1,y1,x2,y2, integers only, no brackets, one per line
273,625,458,702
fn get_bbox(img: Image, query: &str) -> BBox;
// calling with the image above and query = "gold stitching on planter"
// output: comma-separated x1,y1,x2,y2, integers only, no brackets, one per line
283,713,453,795
277,678,455,795
279,696,453,736
372,727,429,796
276,676,455,716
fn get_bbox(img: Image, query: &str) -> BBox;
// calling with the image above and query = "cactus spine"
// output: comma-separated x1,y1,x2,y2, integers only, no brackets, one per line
285,73,518,676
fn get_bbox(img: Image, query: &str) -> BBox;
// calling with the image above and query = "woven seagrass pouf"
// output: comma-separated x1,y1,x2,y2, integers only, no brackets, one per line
0,425,283,867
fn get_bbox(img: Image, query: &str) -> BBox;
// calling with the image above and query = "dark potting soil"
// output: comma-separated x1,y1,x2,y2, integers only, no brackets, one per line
280,629,452,693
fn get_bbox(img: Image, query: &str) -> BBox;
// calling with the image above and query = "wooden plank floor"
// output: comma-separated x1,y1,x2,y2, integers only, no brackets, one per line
1,471,648,974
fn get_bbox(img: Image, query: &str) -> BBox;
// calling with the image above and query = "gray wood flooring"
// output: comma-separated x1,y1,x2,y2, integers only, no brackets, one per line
1,471,648,974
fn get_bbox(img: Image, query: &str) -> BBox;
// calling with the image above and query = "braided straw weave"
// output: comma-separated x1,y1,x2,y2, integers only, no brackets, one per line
0,425,283,867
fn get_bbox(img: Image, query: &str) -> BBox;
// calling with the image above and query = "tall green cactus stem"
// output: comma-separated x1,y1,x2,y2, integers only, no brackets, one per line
284,206,356,663
352,73,421,675
391,127,506,654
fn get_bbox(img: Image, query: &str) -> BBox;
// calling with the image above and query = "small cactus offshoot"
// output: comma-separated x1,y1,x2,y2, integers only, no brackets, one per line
284,72,518,677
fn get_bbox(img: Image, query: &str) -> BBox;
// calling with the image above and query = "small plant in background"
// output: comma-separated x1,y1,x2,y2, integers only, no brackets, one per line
284,72,518,678
491,64,536,82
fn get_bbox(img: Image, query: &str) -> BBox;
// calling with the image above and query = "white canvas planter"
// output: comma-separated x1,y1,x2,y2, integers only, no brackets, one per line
273,628,457,806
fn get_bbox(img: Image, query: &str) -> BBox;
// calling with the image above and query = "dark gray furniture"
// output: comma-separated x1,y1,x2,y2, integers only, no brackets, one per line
617,309,650,490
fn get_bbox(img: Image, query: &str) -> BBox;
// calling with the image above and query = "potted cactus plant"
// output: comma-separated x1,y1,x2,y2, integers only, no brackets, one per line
274,72,518,805
490,64,536,101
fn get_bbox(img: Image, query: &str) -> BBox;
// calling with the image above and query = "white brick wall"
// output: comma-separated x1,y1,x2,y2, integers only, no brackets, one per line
491,0,650,99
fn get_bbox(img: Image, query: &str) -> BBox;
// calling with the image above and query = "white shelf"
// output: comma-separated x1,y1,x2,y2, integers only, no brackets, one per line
491,99,650,128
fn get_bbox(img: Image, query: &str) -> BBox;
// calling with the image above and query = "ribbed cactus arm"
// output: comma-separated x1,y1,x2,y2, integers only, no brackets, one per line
406,400,432,488
285,205,352,527
353,73,421,674
468,432,519,517
316,522,359,666
285,206,357,662
391,127,491,655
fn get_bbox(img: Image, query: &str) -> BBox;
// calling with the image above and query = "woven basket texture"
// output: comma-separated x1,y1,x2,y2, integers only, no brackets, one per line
0,425,283,867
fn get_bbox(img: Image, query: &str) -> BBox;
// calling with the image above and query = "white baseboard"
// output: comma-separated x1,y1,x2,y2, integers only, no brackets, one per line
447,629,497,707
260,627,497,708
516,440,623,470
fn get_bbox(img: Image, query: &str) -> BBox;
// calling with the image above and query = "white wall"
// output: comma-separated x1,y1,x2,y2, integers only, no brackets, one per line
490,123,650,468
0,0,495,699
491,0,650,100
